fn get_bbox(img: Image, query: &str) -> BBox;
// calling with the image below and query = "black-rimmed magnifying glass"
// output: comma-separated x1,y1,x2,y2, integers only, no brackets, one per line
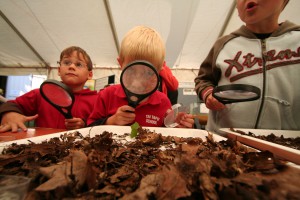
40,79,74,119
212,84,261,104
120,60,160,109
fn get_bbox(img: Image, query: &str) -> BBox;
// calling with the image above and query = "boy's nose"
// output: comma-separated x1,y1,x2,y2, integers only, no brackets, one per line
68,63,77,69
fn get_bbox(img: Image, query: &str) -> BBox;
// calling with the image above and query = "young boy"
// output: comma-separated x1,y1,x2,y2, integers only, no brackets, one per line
0,46,98,132
88,26,194,128
195,0,300,133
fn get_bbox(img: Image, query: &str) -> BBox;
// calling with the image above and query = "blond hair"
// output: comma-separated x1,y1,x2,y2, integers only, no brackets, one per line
119,26,166,71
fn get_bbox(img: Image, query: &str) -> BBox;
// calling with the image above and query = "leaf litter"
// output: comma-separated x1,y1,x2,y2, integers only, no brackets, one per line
1,127,300,199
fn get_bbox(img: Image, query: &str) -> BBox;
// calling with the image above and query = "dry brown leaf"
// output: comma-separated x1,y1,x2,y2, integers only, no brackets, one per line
120,173,164,200
36,150,87,191
156,165,191,200
181,143,200,155
110,166,134,183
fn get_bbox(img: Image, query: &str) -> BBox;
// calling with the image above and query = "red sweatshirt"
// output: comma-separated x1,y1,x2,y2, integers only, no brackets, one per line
87,84,171,127
1,88,97,129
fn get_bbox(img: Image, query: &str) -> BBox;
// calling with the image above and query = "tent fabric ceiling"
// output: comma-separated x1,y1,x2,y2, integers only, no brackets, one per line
1,0,299,82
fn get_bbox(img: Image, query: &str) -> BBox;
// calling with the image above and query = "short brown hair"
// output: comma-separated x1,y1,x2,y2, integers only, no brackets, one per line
60,46,93,71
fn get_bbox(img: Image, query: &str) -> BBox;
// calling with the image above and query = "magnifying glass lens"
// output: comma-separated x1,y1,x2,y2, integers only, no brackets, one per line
215,90,258,100
40,80,74,119
212,84,261,104
122,65,158,94
42,84,72,107
120,60,159,108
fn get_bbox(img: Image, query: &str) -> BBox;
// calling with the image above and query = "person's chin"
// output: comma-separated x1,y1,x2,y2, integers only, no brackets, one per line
62,77,78,84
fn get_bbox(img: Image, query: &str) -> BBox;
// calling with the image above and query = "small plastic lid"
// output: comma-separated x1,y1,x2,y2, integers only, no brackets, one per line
164,103,183,128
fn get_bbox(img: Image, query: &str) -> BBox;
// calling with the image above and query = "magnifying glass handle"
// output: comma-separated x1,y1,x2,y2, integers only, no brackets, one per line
60,108,73,119
64,112,73,119
125,102,137,113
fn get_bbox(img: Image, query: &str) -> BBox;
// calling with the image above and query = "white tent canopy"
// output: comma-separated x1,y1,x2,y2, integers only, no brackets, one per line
1,0,299,83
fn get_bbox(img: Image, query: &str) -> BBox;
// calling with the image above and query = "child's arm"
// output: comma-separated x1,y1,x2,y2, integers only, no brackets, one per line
105,105,135,125
87,105,135,127
0,112,38,132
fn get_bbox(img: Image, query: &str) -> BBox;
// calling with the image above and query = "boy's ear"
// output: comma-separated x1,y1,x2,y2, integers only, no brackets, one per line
58,66,61,76
87,70,93,80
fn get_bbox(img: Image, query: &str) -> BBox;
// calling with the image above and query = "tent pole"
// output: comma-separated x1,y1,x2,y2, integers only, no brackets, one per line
0,10,50,69
103,0,120,53
218,0,236,38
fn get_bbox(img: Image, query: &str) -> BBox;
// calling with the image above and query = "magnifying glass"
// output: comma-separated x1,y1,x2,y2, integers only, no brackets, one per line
40,79,74,119
212,84,261,104
120,60,160,108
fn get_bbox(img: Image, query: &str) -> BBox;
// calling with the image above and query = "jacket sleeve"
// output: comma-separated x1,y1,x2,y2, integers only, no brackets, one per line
86,89,110,126
0,89,40,120
0,102,23,117
194,47,219,101
13,89,40,116
194,34,234,101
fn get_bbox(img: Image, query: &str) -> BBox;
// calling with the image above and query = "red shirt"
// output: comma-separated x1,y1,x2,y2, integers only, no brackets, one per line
159,63,179,94
87,84,171,127
10,88,97,129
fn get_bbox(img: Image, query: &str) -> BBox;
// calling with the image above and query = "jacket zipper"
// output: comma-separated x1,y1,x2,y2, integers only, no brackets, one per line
255,39,267,128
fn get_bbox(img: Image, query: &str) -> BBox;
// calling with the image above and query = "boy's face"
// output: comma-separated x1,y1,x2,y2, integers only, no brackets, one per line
58,51,93,91
236,0,285,27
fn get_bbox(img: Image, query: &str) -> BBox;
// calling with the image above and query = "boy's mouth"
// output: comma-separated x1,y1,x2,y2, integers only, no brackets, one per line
246,2,258,11
66,73,77,77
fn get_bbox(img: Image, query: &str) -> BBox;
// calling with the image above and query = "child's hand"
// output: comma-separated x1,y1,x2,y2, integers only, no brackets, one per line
205,93,226,111
65,118,85,130
0,112,38,133
106,105,136,125
175,112,194,128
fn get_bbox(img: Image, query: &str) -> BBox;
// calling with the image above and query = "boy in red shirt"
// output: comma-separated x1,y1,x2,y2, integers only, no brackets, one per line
88,26,194,128
0,46,97,132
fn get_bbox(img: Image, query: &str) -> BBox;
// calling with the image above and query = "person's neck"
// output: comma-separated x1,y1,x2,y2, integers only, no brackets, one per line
246,19,279,34
69,85,84,92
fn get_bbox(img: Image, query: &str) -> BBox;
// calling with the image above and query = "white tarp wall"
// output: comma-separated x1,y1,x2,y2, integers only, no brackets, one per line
1,0,300,83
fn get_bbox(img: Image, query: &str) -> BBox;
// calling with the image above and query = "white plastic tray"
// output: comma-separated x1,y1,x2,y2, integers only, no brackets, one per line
220,128,300,165
0,125,226,153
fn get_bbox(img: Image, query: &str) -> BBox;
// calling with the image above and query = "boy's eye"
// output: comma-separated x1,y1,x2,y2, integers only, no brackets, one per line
60,59,86,68
75,62,84,68
62,60,72,66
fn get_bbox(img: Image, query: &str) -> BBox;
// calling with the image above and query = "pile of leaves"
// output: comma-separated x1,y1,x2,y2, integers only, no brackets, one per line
231,128,300,150
1,127,300,200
